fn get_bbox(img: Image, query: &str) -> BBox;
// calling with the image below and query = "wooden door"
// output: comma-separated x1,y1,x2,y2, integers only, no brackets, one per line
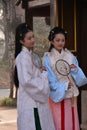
56,0,87,129
77,0,87,129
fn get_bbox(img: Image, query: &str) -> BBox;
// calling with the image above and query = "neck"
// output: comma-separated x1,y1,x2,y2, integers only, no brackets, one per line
58,49,62,53
54,48,62,53
23,46,33,51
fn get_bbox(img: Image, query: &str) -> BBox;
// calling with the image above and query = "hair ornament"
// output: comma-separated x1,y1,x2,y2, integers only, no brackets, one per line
20,33,22,37
26,24,28,27
51,30,54,34
50,30,54,40
65,31,68,34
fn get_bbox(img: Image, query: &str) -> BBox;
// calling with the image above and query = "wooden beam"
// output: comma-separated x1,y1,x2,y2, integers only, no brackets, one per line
28,0,50,8
29,6,50,17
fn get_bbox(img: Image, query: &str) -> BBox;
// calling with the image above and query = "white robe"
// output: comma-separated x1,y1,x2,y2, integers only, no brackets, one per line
16,47,55,130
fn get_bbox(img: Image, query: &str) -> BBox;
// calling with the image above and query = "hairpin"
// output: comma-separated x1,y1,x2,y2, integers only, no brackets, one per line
65,31,67,34
20,34,22,37
26,24,28,28
50,30,54,40
51,30,54,34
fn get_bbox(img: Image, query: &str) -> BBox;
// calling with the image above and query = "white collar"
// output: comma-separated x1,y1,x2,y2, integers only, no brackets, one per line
51,48,64,56
22,46,32,54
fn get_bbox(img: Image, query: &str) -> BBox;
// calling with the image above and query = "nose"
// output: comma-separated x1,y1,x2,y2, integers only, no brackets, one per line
32,38,35,44
59,41,64,44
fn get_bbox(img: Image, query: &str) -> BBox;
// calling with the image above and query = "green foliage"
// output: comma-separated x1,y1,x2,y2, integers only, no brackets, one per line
0,97,17,107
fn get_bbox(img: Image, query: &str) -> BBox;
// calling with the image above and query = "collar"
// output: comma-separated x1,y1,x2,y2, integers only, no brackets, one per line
22,46,32,55
51,48,64,57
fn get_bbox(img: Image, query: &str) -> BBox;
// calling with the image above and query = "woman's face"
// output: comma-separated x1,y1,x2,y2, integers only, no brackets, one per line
20,31,34,50
52,33,65,52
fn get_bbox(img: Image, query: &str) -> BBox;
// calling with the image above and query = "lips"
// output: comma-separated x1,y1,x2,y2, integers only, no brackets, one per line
58,45,63,47
31,41,34,45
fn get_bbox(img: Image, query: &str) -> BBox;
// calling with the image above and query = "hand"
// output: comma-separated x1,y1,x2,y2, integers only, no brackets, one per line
40,66,46,72
68,82,73,89
70,64,77,69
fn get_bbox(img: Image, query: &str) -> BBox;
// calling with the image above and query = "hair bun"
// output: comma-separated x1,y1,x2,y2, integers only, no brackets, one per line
16,23,32,40
48,26,67,41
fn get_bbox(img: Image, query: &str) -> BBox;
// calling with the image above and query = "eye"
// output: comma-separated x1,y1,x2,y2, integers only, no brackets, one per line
56,39,60,42
62,39,65,42
27,37,32,40
27,35,33,40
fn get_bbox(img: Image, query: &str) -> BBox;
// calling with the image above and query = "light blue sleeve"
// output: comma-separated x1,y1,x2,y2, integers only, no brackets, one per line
70,56,87,87
43,55,69,103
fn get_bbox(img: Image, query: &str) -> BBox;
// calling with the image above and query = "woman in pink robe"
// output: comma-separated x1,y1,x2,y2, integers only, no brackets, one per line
43,27,87,130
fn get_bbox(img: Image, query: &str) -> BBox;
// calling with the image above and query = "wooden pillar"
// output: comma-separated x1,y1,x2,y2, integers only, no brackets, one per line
25,9,33,30
56,0,58,26
50,0,57,28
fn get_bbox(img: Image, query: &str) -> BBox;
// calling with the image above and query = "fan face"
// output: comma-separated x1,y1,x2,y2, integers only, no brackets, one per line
55,59,70,76
31,52,42,68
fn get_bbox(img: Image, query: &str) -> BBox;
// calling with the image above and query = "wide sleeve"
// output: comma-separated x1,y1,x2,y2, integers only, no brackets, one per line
70,56,87,87
16,53,50,103
43,54,69,102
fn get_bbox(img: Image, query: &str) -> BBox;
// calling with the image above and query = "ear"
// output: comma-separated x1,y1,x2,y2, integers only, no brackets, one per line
51,40,54,45
20,40,24,44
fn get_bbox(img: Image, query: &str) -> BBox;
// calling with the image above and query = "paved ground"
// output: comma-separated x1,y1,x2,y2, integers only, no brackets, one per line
0,107,17,130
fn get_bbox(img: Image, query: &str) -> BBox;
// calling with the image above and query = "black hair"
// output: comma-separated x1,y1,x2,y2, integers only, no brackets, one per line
14,23,32,88
48,27,67,51
15,23,32,58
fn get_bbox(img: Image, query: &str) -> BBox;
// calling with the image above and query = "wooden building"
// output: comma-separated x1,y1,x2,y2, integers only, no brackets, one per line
16,0,87,129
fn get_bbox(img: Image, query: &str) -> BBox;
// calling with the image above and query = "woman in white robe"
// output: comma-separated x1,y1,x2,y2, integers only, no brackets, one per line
14,23,55,130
